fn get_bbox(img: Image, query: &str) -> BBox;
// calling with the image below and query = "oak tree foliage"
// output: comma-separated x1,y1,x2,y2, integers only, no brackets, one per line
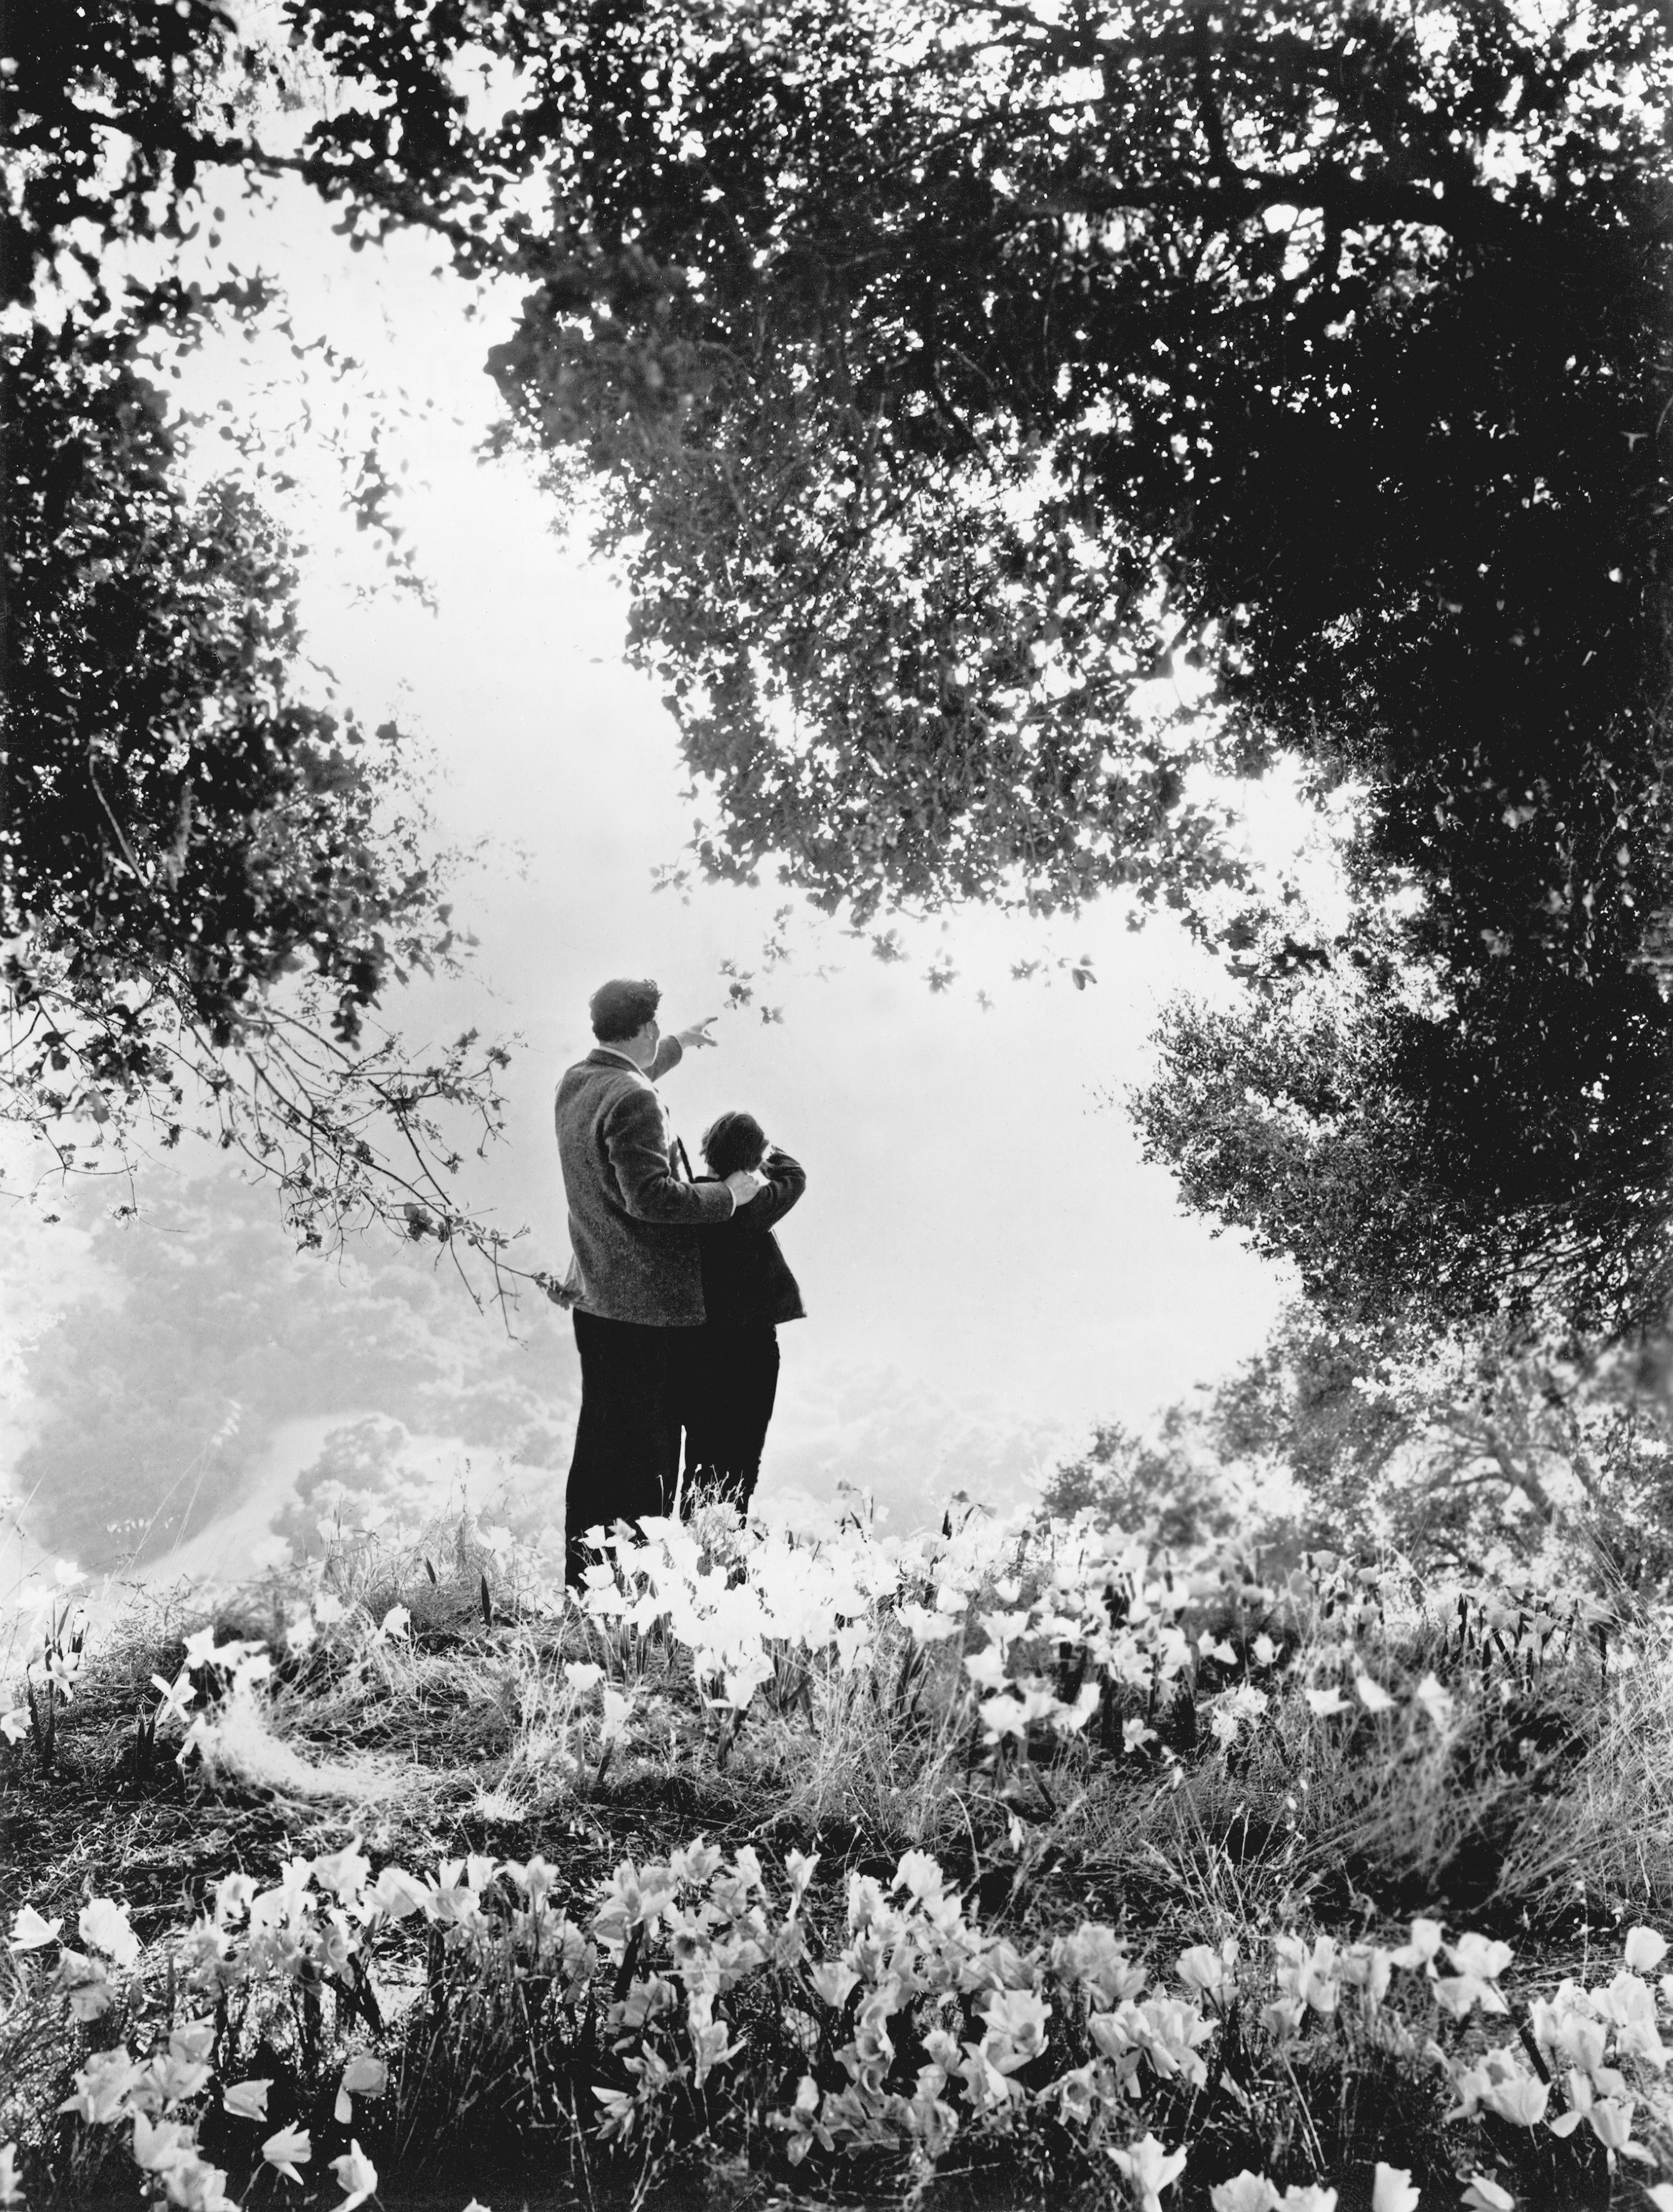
9,0,1673,1330
1215,1302,1673,1585
1128,944,1673,1333
275,0,1673,1327
2,1,526,1292
1047,1298,1673,1587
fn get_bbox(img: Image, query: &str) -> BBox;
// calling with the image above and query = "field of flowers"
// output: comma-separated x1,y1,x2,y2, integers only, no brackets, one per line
3,1496,1672,2211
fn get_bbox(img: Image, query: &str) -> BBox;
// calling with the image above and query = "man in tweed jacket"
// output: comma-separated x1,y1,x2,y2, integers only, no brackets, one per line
556,976,764,1580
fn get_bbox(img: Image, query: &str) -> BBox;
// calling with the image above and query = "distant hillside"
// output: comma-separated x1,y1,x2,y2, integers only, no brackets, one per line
4,1170,577,1570
3,1168,1071,1571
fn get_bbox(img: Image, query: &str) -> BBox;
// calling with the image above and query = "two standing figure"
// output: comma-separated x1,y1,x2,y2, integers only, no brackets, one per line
553,977,805,1582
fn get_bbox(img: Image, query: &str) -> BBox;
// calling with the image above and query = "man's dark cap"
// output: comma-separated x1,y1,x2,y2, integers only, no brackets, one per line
590,977,661,1043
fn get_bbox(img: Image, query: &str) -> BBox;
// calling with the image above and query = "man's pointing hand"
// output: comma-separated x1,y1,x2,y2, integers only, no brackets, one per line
675,1015,720,1050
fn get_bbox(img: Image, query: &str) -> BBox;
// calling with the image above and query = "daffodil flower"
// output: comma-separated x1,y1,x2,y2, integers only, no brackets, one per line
1210,2178,1278,2212
77,1897,139,1969
1460,2179,1514,2212
1108,2131,1187,2212
334,2054,388,2124
1370,2166,1420,2212
330,2139,378,2211
9,1904,61,1951
261,2125,311,2185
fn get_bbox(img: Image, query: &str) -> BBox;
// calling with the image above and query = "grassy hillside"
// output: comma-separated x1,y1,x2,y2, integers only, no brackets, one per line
1,1499,1670,2211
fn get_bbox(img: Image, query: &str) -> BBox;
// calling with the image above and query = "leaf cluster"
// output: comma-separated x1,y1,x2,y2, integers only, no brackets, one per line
270,0,1673,1327
2,1,533,1296
281,0,1672,905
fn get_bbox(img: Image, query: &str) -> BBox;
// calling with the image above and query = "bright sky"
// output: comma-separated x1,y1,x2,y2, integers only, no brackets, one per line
6,171,1296,1546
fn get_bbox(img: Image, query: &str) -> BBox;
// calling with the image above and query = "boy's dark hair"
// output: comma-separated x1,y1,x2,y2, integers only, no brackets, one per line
701,1110,767,1179
589,977,660,1043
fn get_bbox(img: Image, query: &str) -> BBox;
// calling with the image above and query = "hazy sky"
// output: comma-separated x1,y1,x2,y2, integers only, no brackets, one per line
3,176,1295,1565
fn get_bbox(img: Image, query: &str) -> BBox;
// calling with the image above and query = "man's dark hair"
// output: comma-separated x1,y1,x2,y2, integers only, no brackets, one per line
589,977,660,1043
702,1111,767,1179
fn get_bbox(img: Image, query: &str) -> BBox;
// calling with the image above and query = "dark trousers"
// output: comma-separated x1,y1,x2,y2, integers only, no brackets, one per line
678,1324,781,1514
565,1311,684,1583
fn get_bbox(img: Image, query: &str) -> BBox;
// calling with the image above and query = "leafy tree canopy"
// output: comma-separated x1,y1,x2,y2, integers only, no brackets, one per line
270,0,1673,1329
271,0,1669,880
1128,939,1673,1332
1050,1297,1673,1590
1040,1405,1271,1553
11,0,1673,1332
2,2,525,1291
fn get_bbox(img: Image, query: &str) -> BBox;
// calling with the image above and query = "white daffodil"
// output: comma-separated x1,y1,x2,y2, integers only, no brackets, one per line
367,1866,429,1919
261,2126,311,2186
1460,2178,1514,2212
333,2054,388,2124
1210,2178,1278,2212
9,1904,62,1951
1413,1673,1455,1730
598,1686,636,1747
1435,1932,1514,2017
129,2114,190,2177
1624,1926,1669,1972
1303,1686,1351,1717
77,1897,140,1969
1370,2166,1420,2212
221,2079,271,2122
330,2139,378,2212
1109,2133,1187,2212
1390,1917,1445,1971
1177,1941,1237,1998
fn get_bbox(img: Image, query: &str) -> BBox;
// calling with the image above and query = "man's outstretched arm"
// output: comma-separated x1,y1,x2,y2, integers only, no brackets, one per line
647,1014,719,1081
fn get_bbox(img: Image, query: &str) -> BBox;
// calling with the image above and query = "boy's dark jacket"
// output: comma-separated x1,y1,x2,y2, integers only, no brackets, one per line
694,1150,807,1328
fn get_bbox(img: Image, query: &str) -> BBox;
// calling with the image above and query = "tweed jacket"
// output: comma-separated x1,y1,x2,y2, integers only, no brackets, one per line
694,1151,807,1329
555,1038,735,1326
